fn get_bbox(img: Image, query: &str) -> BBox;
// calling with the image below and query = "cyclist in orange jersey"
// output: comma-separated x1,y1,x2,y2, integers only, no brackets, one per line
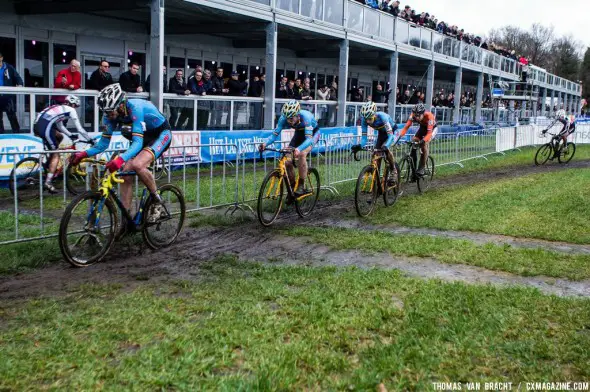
398,103,438,175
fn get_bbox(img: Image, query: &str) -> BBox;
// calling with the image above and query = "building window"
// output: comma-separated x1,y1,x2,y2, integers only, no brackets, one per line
24,40,49,88
53,43,76,77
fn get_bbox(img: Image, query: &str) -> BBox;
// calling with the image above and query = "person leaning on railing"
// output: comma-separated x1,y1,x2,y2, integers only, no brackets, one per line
0,51,23,133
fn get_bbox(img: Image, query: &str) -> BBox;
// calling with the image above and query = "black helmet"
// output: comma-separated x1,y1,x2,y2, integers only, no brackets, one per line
412,103,426,115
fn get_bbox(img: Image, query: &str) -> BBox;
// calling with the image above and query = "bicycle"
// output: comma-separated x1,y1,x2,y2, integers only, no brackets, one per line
9,138,96,201
58,162,186,267
257,146,320,227
534,130,576,165
352,146,401,217
398,141,435,193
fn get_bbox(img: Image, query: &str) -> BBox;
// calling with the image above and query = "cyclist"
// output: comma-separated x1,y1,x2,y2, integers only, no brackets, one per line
351,101,398,171
398,103,438,176
543,109,575,151
34,95,93,193
70,83,171,222
258,100,320,196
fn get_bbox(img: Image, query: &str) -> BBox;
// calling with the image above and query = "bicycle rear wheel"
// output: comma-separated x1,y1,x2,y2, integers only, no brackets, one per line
558,142,576,164
257,169,284,227
354,165,378,217
398,156,413,191
383,162,401,207
295,168,320,218
417,156,435,193
143,183,186,249
59,191,118,267
534,143,552,166
9,157,43,201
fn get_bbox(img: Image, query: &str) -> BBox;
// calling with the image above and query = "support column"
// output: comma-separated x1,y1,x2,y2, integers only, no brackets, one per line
509,101,515,123
336,39,349,127
564,94,569,113
475,73,484,124
568,95,574,113
541,87,548,116
453,67,462,123
549,90,555,116
263,22,278,130
149,0,165,111
387,51,398,121
425,60,435,111
557,92,563,110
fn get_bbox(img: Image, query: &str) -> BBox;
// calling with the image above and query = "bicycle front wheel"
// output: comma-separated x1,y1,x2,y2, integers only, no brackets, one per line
558,142,576,164
398,156,413,192
257,169,284,227
295,168,320,218
9,157,42,201
59,191,118,267
143,184,186,250
383,162,401,207
65,163,99,195
417,156,435,193
354,165,378,217
534,143,552,166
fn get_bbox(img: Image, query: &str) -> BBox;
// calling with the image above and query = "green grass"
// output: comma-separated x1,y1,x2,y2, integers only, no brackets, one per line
369,167,590,244
1,257,589,390
0,238,62,274
284,226,590,280
0,210,58,243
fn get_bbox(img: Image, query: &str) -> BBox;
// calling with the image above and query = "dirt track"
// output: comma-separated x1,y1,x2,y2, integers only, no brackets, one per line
1,159,589,301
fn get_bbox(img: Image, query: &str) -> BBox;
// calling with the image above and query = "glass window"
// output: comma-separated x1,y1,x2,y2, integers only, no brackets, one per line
236,64,248,82
0,37,17,66
126,50,146,81
188,58,202,73
325,0,343,25
301,0,322,19
169,56,185,72
249,65,264,80
53,43,77,79
204,60,216,73
276,0,299,13
24,39,49,88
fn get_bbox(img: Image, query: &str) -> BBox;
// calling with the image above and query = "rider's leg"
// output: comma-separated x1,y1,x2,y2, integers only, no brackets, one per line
385,149,396,172
285,159,296,191
418,142,429,174
44,132,63,192
296,146,312,194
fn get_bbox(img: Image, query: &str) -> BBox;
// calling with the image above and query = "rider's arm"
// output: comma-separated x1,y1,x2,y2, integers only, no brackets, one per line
296,124,315,152
266,116,286,146
66,108,92,141
383,122,396,148
398,116,413,138
360,118,368,147
423,114,436,142
55,121,73,138
120,117,145,162
84,118,114,156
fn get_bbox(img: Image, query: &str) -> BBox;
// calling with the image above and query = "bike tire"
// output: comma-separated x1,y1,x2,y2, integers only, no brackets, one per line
398,155,413,191
9,157,42,201
354,165,378,217
417,156,435,193
65,163,99,195
59,191,118,267
295,167,321,218
558,142,576,164
142,183,186,250
257,169,284,227
383,162,401,207
534,143,552,166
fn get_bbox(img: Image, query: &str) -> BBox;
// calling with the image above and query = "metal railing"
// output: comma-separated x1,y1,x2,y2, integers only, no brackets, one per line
3,124,589,246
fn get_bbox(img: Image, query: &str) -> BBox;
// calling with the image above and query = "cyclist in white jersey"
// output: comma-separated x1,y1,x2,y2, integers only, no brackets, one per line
33,95,92,193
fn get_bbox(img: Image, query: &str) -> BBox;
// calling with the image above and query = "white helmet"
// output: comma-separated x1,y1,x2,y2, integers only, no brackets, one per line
65,95,80,107
98,83,126,112
556,109,566,120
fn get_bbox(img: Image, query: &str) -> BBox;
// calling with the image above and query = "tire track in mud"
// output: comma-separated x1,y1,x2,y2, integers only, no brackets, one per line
1,225,589,300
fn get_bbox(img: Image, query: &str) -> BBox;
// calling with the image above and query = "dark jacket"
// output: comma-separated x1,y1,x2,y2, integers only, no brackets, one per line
210,75,225,95
144,73,168,93
247,80,263,97
89,69,113,91
0,63,23,107
119,70,142,92
373,89,391,104
227,78,247,96
169,76,187,95
188,77,209,95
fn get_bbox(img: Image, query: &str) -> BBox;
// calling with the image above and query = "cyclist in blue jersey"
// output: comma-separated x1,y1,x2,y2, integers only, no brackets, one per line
259,100,320,196
351,101,399,171
71,83,171,221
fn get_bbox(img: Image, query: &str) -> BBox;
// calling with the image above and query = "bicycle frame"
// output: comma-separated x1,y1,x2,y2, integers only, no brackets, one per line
358,148,387,195
262,148,303,199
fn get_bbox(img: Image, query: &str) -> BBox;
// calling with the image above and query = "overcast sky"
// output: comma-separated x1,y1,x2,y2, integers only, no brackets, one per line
406,0,590,52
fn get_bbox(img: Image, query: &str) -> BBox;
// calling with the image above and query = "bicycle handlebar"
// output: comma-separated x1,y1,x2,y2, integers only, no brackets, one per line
259,146,298,167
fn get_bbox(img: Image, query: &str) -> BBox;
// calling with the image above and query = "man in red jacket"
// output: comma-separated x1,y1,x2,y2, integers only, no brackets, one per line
53,59,81,103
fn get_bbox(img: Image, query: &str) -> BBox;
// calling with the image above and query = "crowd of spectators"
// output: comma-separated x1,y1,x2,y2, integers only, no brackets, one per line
357,0,530,65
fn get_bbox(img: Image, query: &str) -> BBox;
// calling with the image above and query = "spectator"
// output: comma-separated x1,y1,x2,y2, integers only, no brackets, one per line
408,90,419,104
258,74,266,96
210,67,228,128
294,79,304,98
119,62,143,93
276,76,288,98
54,59,81,91
248,73,264,129
395,86,401,103
144,66,168,93
400,89,410,104
350,86,364,102
329,81,338,101
88,60,113,91
301,79,312,100
318,84,330,100
373,84,391,103
285,80,297,99
0,52,23,133
188,70,208,96
385,0,400,16
168,69,191,129
188,70,210,130
364,0,379,8
227,70,247,96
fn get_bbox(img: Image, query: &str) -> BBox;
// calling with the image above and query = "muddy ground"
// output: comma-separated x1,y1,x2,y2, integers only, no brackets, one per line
1,159,589,301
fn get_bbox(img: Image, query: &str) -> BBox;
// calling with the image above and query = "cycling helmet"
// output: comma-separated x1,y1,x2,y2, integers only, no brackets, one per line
412,103,426,115
281,100,301,119
98,83,126,112
360,101,377,119
64,95,81,107
556,109,566,120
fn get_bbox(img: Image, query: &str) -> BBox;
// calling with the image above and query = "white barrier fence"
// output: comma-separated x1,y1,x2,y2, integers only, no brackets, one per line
1,124,589,245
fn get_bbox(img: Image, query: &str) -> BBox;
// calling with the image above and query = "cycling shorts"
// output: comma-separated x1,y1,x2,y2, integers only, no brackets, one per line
142,129,172,161
374,132,389,149
34,118,60,150
414,125,438,141
289,126,320,150
559,124,575,137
